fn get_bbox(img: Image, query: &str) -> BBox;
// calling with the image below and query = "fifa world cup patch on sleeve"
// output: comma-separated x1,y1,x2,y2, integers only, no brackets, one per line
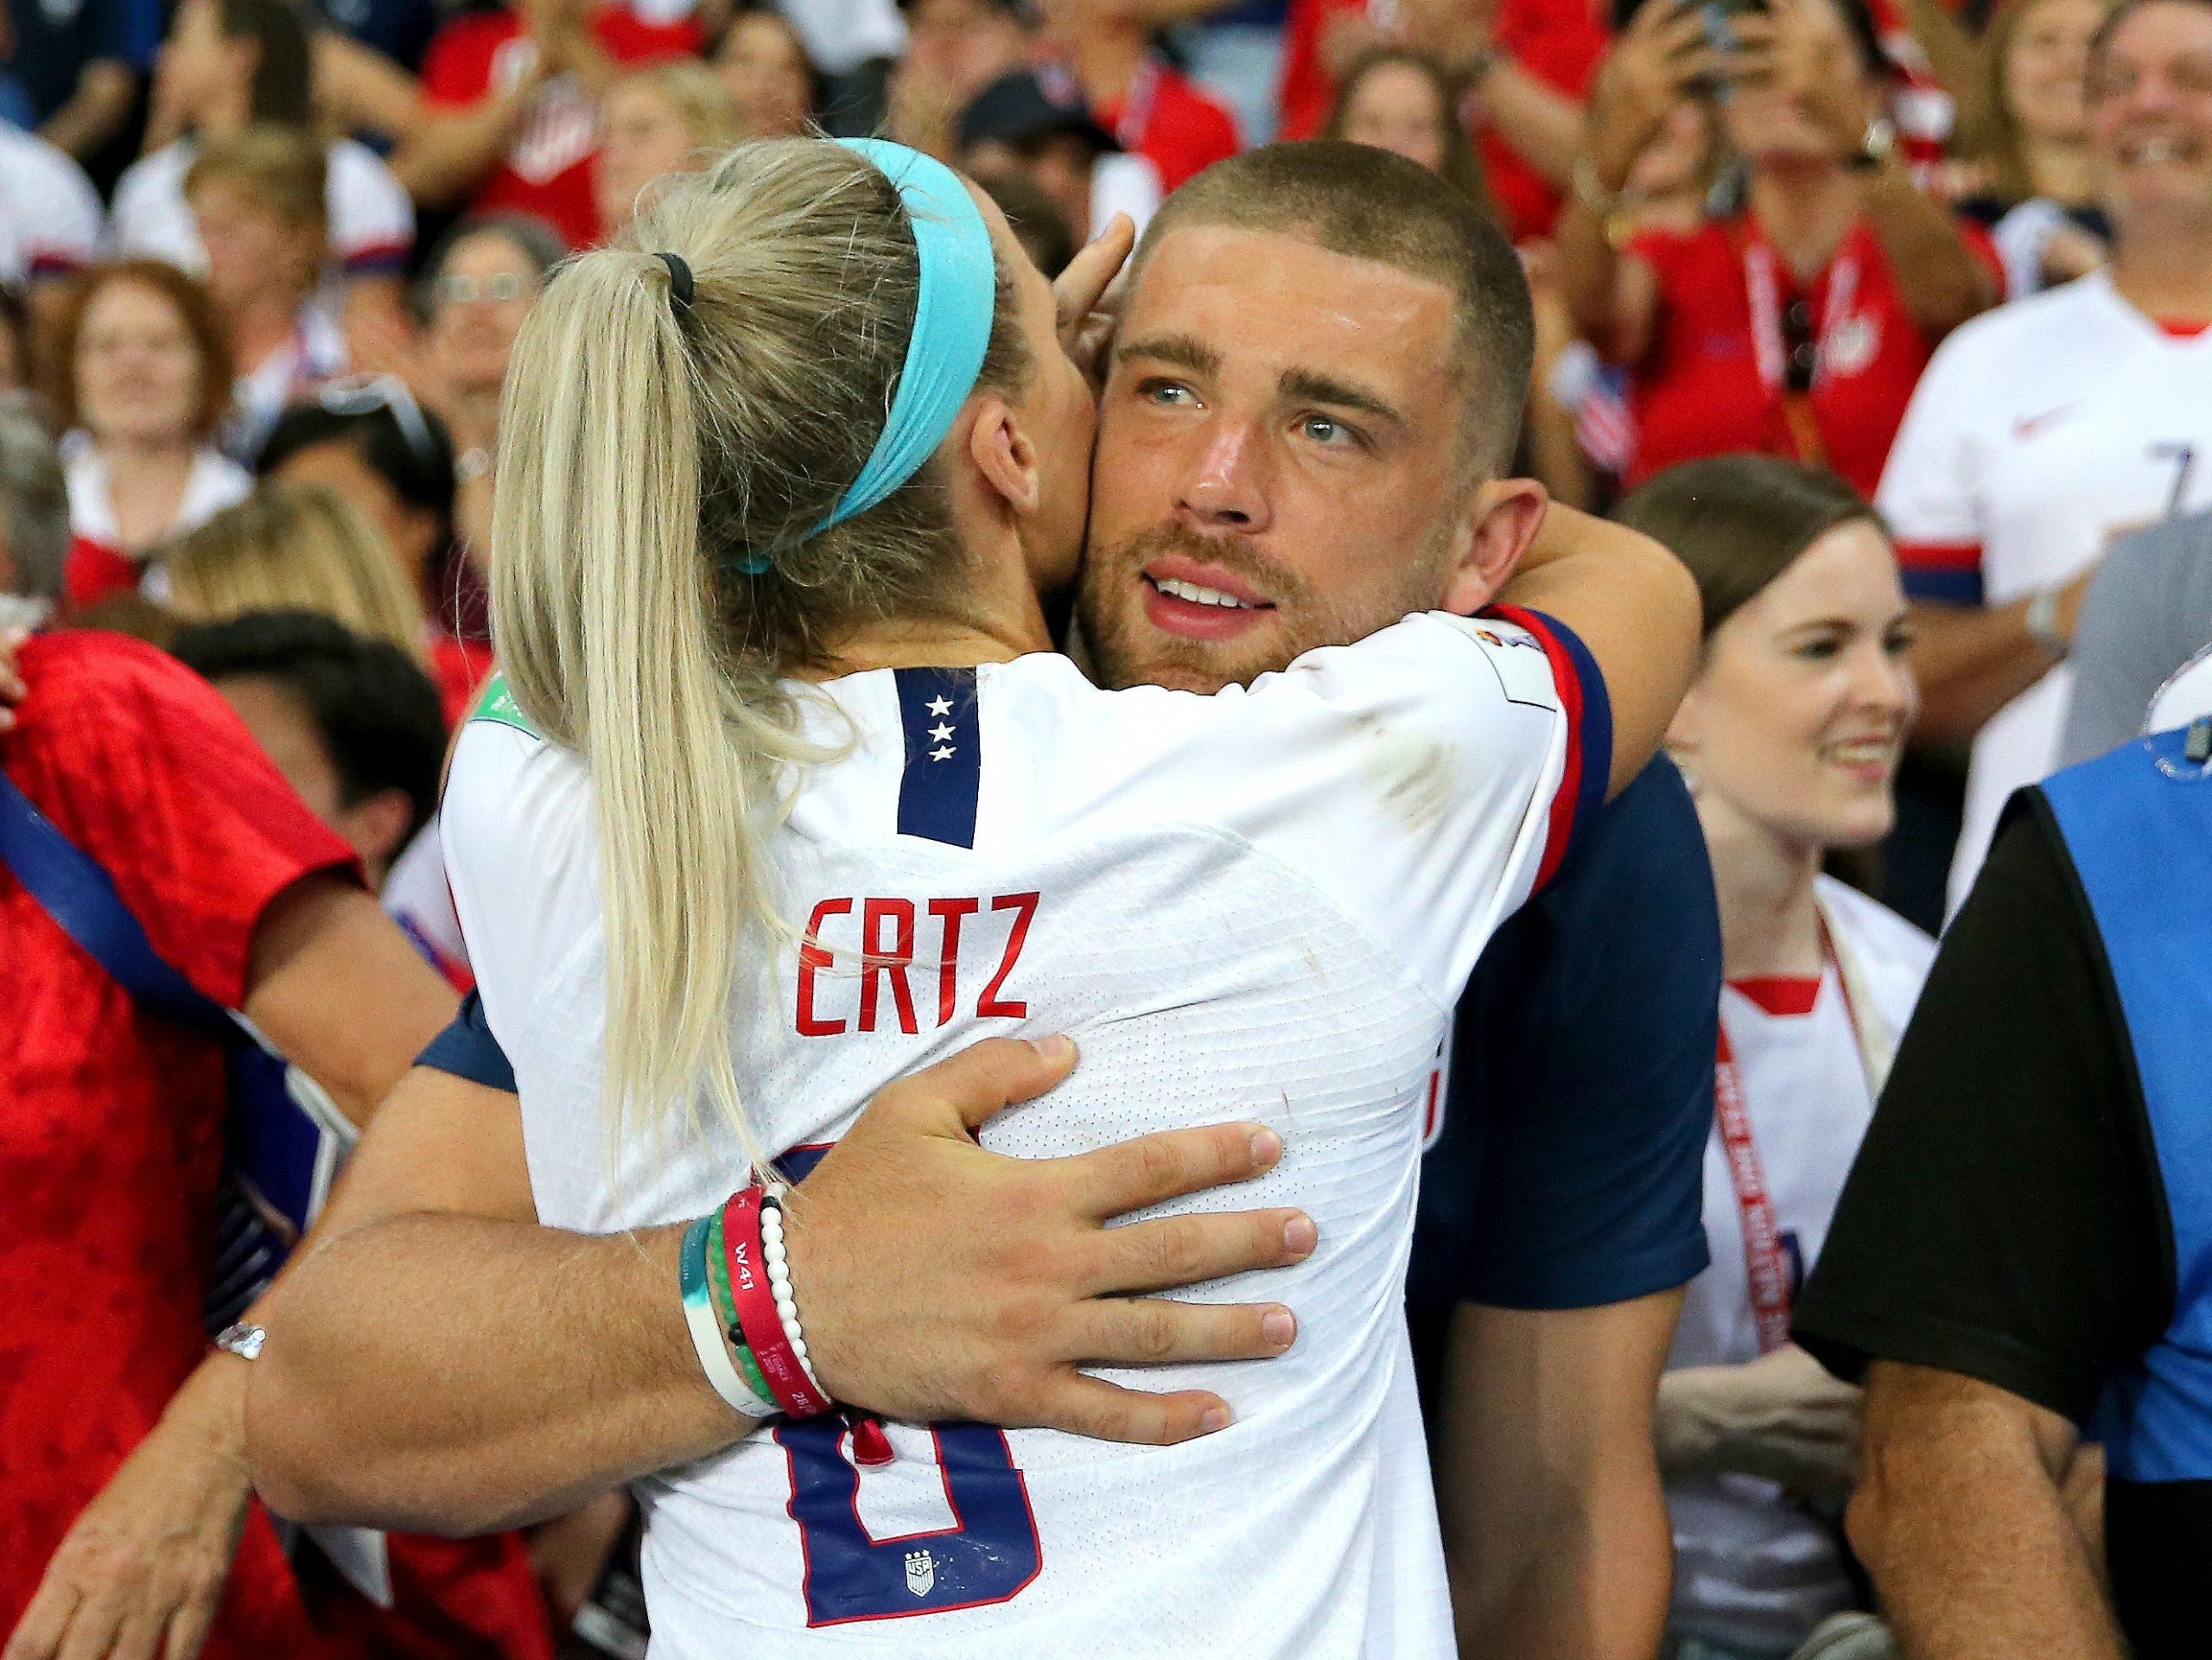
1438,614,1559,709
470,672,540,738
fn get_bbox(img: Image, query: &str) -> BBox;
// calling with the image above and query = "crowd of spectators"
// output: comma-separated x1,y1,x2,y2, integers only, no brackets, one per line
4,0,2212,1653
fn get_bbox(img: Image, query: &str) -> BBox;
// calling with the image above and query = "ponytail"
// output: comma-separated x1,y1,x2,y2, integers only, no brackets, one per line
489,138,1032,1165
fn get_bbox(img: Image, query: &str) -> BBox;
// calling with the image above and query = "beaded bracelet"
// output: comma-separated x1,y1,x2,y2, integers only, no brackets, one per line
721,1186,833,1418
678,1214,777,1419
759,1188,827,1400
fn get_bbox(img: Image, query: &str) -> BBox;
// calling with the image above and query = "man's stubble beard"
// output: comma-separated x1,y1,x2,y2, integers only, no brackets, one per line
1075,520,1456,694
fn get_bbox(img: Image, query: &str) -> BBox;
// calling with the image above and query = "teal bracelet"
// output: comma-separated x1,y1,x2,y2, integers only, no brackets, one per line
680,1215,775,1417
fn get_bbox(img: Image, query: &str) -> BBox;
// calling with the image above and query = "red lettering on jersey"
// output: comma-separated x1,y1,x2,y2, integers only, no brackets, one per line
976,891,1039,1019
797,898,851,1036
860,898,918,1035
927,897,979,1027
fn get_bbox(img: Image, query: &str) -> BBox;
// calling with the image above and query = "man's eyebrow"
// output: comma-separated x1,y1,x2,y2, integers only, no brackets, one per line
1114,332,1221,376
1278,367,1408,429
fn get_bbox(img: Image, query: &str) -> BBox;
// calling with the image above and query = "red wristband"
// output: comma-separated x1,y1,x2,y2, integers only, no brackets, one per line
721,1186,832,1419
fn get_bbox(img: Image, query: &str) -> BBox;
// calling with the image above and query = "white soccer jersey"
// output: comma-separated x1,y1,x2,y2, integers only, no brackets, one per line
1664,877,1933,1656
443,613,1605,1660
109,136,416,282
0,122,104,287
1877,270,2212,913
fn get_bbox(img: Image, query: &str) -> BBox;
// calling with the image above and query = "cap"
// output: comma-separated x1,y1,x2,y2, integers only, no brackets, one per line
957,67,1121,155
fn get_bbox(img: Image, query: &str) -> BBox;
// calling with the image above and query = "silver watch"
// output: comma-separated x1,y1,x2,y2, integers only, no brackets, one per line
214,1322,265,1361
2024,585,2070,658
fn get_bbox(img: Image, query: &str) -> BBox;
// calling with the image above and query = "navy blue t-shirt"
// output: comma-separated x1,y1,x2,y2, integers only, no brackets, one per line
417,989,515,1091
1407,755,1719,1398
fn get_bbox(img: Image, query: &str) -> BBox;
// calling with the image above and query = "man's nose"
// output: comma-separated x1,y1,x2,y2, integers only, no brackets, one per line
1178,421,1273,534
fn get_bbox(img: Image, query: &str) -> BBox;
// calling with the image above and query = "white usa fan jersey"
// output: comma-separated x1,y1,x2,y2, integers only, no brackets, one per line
1876,270,2212,913
442,609,1607,1659
1665,878,1934,1656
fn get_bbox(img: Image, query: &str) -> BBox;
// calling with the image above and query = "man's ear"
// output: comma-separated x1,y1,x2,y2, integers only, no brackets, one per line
966,393,1041,518
335,788,416,878
1440,478,1548,615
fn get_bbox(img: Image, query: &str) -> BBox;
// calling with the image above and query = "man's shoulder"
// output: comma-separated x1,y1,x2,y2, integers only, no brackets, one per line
18,629,226,743
1462,757,1717,1034
112,137,190,200
0,120,99,206
1523,755,1709,931
2108,506,2212,573
1923,273,2132,387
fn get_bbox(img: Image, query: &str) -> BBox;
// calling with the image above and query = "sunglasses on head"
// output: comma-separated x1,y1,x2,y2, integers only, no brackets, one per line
316,374,440,472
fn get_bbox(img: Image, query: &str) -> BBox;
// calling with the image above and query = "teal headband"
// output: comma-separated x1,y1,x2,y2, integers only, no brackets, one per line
766,140,995,563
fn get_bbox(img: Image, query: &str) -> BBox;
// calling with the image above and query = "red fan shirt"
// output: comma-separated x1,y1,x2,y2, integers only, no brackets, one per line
1277,0,1607,243
1093,57,1241,194
419,3,704,250
1622,213,1998,499
0,630,359,1656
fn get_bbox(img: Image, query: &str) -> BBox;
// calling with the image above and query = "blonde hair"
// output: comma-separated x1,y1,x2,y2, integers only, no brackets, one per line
164,481,427,663
610,59,742,153
493,137,1030,1164
184,123,329,242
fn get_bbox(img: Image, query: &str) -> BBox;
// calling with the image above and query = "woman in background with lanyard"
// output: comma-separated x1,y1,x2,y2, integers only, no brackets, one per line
1616,455,1933,1660
1559,0,1996,499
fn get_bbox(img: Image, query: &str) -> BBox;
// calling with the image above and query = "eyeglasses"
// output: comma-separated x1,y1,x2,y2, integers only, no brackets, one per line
317,374,440,472
433,270,533,308
1781,296,1818,395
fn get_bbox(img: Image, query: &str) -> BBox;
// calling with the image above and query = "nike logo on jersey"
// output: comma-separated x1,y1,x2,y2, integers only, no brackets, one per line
2012,401,2084,441
797,892,1040,1035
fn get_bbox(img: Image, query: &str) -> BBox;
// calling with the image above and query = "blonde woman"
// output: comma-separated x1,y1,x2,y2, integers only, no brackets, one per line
163,480,427,666
595,61,741,239
245,137,1697,1655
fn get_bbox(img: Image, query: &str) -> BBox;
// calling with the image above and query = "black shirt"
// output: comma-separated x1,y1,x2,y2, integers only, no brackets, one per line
1794,794,2202,1656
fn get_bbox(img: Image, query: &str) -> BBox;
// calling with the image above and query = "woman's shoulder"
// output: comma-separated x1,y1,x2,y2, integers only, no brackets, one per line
1817,874,1936,983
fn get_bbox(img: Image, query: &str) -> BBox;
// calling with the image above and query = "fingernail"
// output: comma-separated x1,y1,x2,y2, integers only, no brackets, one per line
1032,1034,1075,1064
1199,1407,1230,1434
1248,1128,1281,1166
1262,1309,1294,1345
1283,1216,1317,1254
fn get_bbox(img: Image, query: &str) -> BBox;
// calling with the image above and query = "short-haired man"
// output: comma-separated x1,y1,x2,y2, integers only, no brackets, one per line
239,143,1700,1656
1083,145,1718,1658
174,610,448,891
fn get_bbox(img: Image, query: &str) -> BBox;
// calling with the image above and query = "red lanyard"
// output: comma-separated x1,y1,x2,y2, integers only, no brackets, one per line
1713,914,1877,1353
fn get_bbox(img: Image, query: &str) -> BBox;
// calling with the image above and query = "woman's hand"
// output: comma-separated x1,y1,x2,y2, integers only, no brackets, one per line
1585,1,1725,195
1053,213,1137,391
1656,1343,1866,1501
3,1364,253,1660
